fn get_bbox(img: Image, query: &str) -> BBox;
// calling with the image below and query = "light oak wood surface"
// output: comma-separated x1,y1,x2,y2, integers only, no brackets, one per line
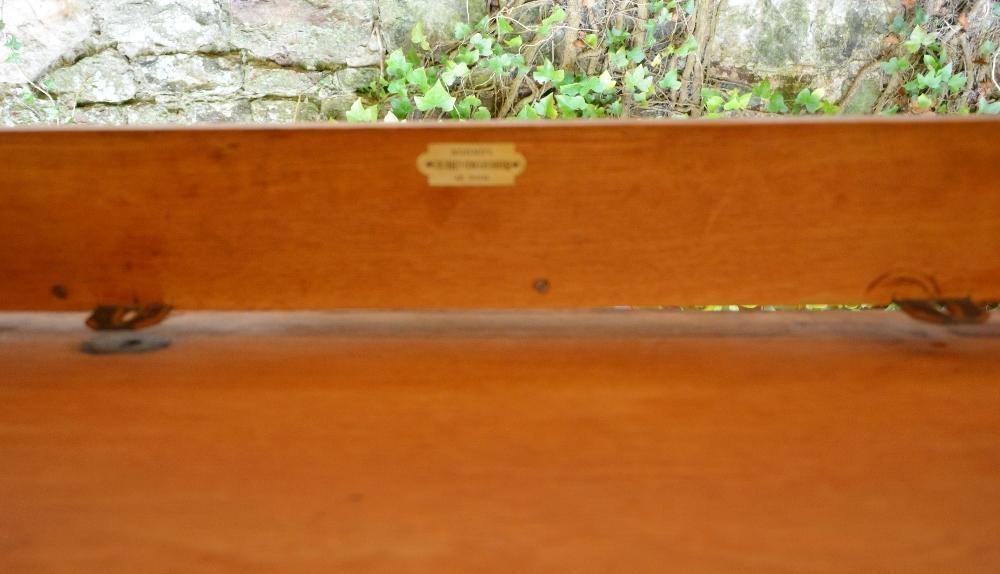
0,118,997,310
2,312,999,573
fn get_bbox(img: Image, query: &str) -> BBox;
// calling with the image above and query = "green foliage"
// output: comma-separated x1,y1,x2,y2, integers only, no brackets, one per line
411,22,430,51
414,79,457,113
877,7,995,115
533,58,565,85
904,26,936,54
979,98,1000,115
657,68,681,91
881,57,908,74
351,5,846,123
1,22,23,64
345,98,379,123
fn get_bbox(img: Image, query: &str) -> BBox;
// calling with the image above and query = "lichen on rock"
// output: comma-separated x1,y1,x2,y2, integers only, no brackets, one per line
709,0,896,101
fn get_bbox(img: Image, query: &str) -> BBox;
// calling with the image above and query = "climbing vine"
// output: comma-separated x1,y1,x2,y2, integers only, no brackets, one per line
877,2,1000,115
346,0,999,122
348,1,841,122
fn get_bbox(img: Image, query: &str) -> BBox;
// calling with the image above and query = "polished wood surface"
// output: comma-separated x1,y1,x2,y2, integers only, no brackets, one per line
2,312,999,572
1,118,998,310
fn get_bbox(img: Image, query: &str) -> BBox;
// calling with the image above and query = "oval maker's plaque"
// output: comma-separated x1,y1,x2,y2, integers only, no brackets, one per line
418,143,526,187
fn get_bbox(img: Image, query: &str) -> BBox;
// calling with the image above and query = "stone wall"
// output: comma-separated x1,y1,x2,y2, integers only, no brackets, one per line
0,0,485,125
1,1,992,124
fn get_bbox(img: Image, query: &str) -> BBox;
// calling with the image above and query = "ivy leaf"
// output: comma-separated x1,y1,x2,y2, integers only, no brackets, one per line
916,71,941,91
440,61,470,86
469,33,494,57
607,27,629,50
904,26,935,54
890,14,907,35
608,47,629,69
383,110,401,123
453,21,472,40
387,78,408,97
916,93,934,111
2,33,22,63
624,65,654,102
533,94,559,119
702,88,724,113
505,35,523,49
411,22,430,51
345,98,379,123
538,7,566,37
947,72,966,94
752,80,773,99
723,91,751,111
517,104,541,120
453,46,481,65
485,53,514,75
472,107,491,120
556,94,589,116
389,96,413,118
406,67,430,91
881,57,908,74
644,19,657,48
414,79,457,112
658,67,681,91
455,95,482,119
584,33,599,49
497,16,514,36
558,79,593,97
674,36,698,57
595,70,617,94
533,58,565,85
627,46,646,64
978,97,1000,114
794,88,823,113
386,49,413,79
767,92,789,113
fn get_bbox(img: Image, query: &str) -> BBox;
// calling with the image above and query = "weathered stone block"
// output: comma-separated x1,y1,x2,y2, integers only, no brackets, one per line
94,0,229,57
44,50,136,104
183,99,254,123
71,104,126,124
230,0,377,69
244,65,321,98
709,0,895,98
123,103,184,125
250,98,322,122
134,54,243,101
332,67,379,92
0,0,94,91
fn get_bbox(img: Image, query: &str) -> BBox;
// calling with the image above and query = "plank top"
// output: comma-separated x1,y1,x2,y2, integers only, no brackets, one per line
0,117,998,310
2,311,999,573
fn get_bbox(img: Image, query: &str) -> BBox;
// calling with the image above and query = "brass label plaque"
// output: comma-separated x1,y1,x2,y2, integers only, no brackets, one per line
417,143,526,187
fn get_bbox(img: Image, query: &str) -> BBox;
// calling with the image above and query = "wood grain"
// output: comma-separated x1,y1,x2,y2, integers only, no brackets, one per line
0,118,998,310
1,311,999,573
